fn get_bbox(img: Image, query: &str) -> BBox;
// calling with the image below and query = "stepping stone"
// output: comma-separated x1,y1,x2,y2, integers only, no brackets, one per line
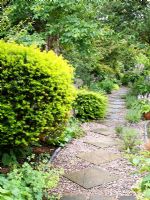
89,195,116,200
61,194,86,200
91,128,114,136
64,167,118,189
77,149,120,165
118,196,136,200
108,107,122,110
109,105,125,109
110,102,125,105
85,140,115,148
107,116,121,120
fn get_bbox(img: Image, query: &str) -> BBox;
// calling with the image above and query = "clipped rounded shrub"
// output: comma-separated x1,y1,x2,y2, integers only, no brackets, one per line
0,40,75,146
98,79,115,94
74,90,108,120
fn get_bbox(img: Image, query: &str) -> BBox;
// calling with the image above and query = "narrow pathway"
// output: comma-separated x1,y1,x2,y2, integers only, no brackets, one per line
52,88,138,200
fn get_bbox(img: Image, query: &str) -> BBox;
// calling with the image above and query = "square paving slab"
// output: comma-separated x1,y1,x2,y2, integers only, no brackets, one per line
92,128,114,136
61,194,87,200
64,167,118,189
109,105,125,109
89,195,116,200
118,196,136,200
85,140,116,148
77,149,120,165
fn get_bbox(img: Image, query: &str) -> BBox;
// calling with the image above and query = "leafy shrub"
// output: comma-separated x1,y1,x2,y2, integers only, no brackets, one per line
126,109,142,123
48,118,84,146
118,127,139,152
125,95,139,109
122,72,140,85
74,89,108,120
0,162,62,200
89,79,119,94
89,82,106,94
141,103,150,113
131,152,150,200
132,76,150,96
113,83,120,90
0,40,75,146
98,79,116,94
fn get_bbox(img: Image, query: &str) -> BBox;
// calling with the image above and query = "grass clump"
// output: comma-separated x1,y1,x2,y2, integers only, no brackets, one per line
125,109,142,123
115,126,140,153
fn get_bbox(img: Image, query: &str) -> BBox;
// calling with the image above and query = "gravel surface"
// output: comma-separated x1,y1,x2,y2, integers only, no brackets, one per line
50,88,145,199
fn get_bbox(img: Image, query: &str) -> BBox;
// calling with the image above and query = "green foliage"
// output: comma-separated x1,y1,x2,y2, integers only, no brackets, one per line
48,118,84,147
1,152,18,167
89,79,119,94
131,151,150,173
89,82,106,94
0,0,103,85
125,94,139,109
98,79,116,94
126,109,142,123
140,101,150,114
132,76,150,95
125,93,142,123
0,40,75,146
130,151,150,200
100,0,150,43
0,162,62,200
74,89,108,120
122,72,141,85
115,125,124,137
117,127,140,153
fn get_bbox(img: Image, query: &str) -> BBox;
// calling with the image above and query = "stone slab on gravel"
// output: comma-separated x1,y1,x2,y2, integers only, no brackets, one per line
86,136,115,143
64,167,118,189
118,196,136,200
109,105,125,109
77,149,120,165
61,194,87,200
85,140,116,148
91,128,113,136
110,102,125,105
89,195,116,200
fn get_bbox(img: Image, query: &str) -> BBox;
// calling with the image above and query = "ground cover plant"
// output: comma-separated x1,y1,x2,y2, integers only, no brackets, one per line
130,151,150,200
0,160,62,200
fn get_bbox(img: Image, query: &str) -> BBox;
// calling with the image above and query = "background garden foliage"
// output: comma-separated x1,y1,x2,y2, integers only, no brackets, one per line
0,40,75,146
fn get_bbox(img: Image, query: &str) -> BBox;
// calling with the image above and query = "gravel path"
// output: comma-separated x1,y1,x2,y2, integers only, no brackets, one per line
51,87,145,199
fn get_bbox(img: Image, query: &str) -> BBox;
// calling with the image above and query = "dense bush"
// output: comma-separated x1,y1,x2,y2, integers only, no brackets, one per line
74,90,108,120
122,72,140,85
0,40,75,146
132,76,150,95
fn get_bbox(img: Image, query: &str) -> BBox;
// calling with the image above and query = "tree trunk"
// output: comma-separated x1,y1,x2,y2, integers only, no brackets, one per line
46,35,60,55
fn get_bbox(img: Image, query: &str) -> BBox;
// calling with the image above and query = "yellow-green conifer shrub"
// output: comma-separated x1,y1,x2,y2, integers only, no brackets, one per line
0,40,75,146
75,90,108,120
